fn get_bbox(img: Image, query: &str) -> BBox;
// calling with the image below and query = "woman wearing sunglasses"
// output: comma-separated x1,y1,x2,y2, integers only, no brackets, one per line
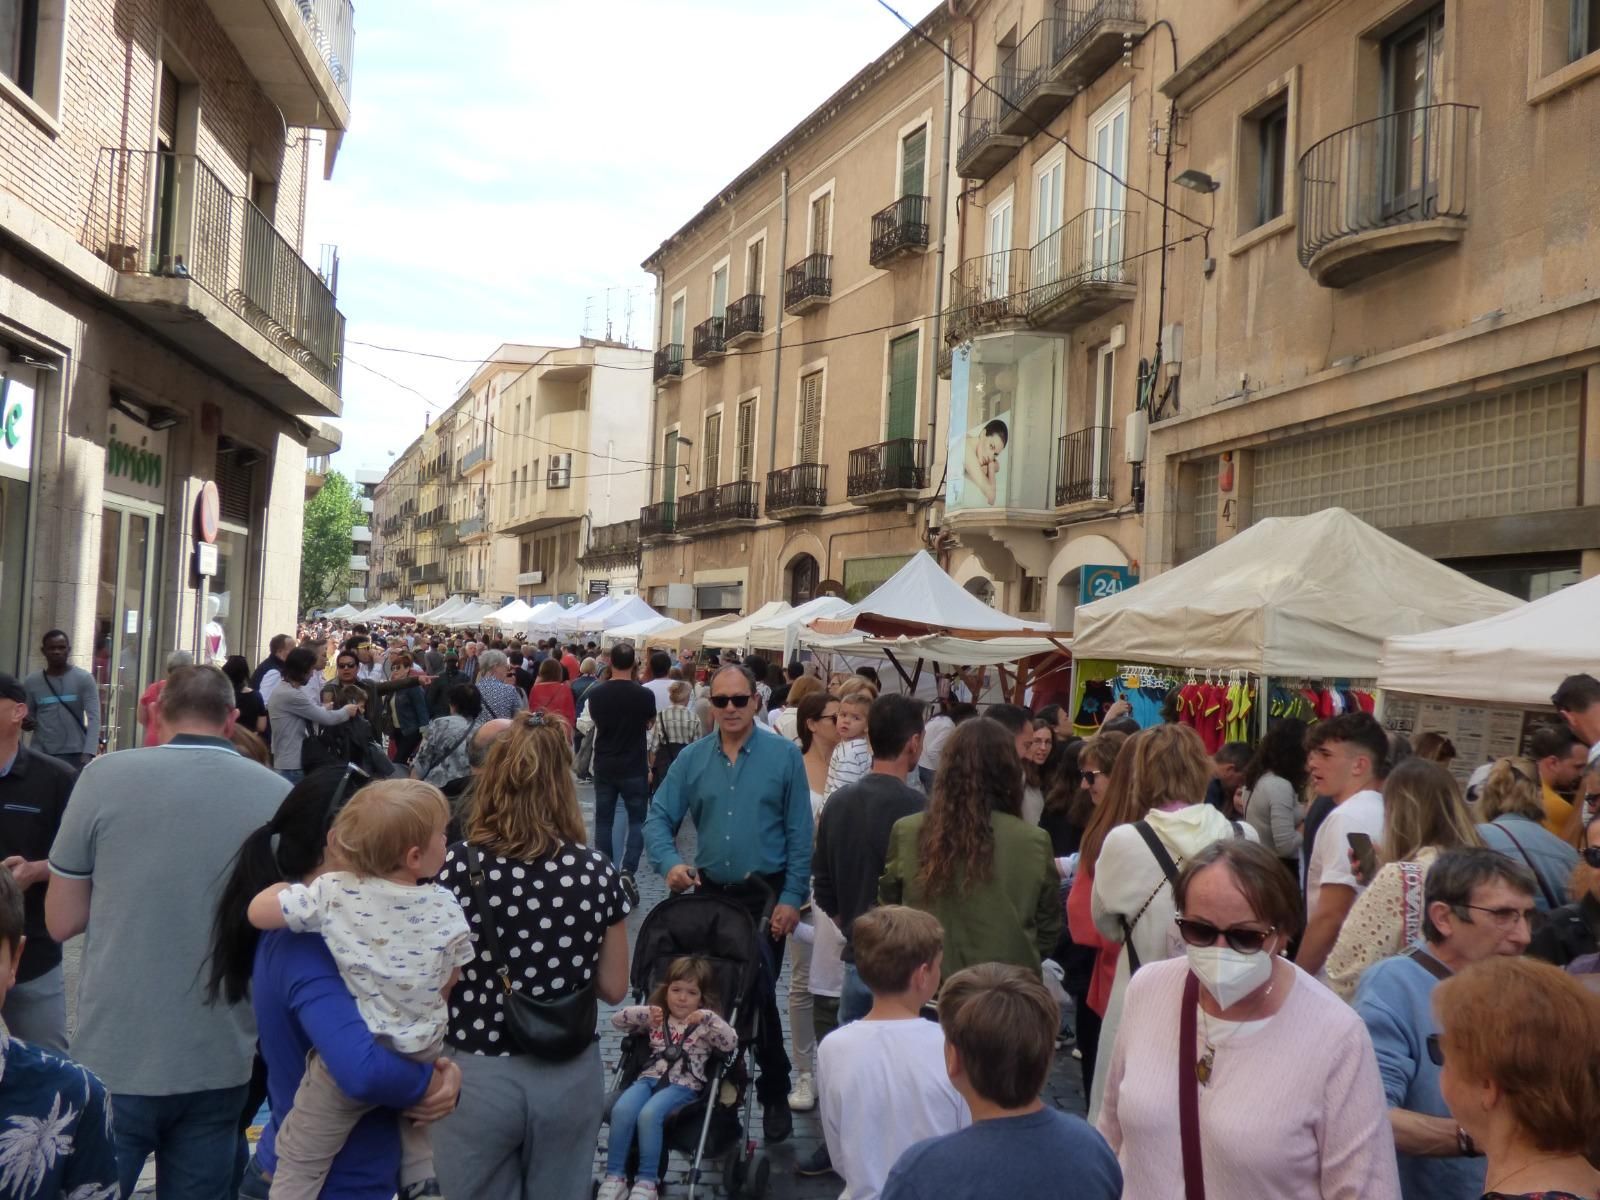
1099,839,1401,1199
1528,810,1600,969
1433,956,1600,1200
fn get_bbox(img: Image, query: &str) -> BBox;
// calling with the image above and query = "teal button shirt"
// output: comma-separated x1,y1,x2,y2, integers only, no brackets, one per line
644,728,813,908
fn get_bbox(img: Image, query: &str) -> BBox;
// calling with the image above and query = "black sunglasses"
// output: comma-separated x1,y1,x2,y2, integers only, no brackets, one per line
1426,1034,1444,1067
1081,770,1100,785
1174,917,1276,954
1582,846,1600,869
709,694,752,709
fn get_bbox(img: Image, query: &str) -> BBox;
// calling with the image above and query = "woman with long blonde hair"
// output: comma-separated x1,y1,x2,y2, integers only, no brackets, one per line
1475,755,1579,912
1086,723,1256,1120
431,711,631,1198
1325,758,1482,1000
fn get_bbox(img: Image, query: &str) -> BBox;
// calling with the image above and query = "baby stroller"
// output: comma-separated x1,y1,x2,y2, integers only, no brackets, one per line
602,882,776,1199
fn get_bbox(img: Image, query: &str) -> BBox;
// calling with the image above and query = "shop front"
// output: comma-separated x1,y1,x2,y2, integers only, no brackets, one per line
0,358,39,675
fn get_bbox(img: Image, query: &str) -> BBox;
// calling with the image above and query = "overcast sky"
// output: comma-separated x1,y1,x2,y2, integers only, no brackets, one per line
311,0,919,473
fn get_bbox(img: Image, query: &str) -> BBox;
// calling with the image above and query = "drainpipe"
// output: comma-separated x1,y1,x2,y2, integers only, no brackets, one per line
766,167,790,477
925,37,955,474
648,266,665,507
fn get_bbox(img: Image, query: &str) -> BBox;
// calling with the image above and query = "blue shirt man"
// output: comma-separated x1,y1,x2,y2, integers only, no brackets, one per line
643,663,811,1142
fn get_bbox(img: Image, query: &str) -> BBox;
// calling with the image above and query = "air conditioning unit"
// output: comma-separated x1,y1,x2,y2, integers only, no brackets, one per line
1124,410,1149,464
547,453,572,488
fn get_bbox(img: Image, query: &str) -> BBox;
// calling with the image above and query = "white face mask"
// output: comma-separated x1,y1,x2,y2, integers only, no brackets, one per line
1185,944,1275,1010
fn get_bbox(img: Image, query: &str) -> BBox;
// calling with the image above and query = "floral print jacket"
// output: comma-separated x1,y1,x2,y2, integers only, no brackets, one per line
0,1028,118,1199
611,1006,737,1092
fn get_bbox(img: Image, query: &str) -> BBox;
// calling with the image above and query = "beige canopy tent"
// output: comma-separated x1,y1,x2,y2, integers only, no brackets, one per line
644,613,739,653
702,601,792,650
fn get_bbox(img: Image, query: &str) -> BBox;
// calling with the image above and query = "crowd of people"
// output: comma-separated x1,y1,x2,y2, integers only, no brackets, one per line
0,614,1597,1200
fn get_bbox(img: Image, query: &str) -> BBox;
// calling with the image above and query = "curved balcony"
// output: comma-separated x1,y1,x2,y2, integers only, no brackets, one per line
784,254,832,314
956,84,1025,181
766,462,828,517
848,439,927,505
1298,103,1476,288
945,248,1033,344
870,195,931,267
677,481,760,533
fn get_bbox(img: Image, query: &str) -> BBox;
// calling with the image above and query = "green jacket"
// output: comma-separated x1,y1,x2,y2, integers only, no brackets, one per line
878,810,1062,980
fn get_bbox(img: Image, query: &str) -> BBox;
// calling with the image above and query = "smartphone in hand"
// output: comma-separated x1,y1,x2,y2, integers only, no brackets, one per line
1347,831,1378,884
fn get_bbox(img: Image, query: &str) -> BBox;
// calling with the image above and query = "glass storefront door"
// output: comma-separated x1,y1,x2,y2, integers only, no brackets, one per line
94,505,161,752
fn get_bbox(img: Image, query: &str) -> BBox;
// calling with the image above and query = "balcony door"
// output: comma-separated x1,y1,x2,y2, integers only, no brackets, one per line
1032,151,1065,290
798,371,824,464
986,194,1013,300
669,293,686,349
809,193,832,257
1381,5,1445,220
702,411,721,489
735,398,757,481
1087,90,1129,279
900,126,927,199
745,238,764,297
662,430,678,507
1091,345,1114,499
710,263,728,320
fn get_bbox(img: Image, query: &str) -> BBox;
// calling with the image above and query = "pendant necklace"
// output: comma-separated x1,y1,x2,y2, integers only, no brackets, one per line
1196,975,1276,1087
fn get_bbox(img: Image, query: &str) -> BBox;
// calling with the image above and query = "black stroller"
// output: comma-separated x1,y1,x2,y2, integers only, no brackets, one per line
601,884,776,1199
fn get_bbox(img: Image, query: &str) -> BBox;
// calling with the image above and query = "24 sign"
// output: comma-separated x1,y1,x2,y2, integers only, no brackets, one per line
1079,565,1137,605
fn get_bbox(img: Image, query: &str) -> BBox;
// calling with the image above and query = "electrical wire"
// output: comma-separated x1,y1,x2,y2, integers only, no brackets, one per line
872,0,1211,232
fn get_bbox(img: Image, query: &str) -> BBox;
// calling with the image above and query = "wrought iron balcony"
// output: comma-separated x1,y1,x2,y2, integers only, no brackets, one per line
848,438,927,504
640,500,678,540
1028,208,1140,330
653,344,684,384
578,519,641,564
395,548,415,568
297,0,356,102
83,148,346,403
377,571,400,590
459,442,491,475
1051,0,1143,88
945,247,1033,344
956,84,1026,181
455,515,486,540
724,294,763,345
1298,103,1475,288
692,316,726,363
1056,427,1115,506
870,195,931,266
766,463,829,516
409,562,444,584
998,17,1077,134
784,253,832,314
677,481,761,532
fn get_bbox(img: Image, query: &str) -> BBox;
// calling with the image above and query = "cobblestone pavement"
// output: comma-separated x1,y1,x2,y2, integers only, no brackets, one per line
71,779,1088,1199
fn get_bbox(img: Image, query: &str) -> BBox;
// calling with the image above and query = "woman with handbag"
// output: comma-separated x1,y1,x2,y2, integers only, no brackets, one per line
432,710,631,1199
411,684,484,790
1098,839,1400,1199
1474,757,1580,912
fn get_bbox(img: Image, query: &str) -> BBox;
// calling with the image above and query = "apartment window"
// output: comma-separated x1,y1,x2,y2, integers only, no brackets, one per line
809,192,832,256
900,125,927,198
669,293,686,347
662,431,679,502
735,398,757,481
798,371,824,464
1253,99,1289,228
1087,88,1130,269
886,333,918,441
0,0,63,115
1571,0,1600,60
703,411,722,488
745,238,765,296
710,263,728,320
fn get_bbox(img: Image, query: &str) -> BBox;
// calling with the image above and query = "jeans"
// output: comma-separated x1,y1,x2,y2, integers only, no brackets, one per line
112,1084,251,1200
839,963,873,1025
277,769,304,784
605,1079,697,1184
237,1154,270,1199
593,774,649,874
1,963,67,1051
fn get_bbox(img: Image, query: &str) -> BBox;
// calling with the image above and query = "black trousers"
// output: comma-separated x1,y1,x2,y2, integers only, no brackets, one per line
700,872,792,1106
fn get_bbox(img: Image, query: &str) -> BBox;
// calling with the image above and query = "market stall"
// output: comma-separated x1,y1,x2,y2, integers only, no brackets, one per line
645,613,739,654
601,614,682,645
444,601,498,629
1068,507,1520,742
562,594,660,637
746,596,854,658
702,601,792,651
481,599,538,628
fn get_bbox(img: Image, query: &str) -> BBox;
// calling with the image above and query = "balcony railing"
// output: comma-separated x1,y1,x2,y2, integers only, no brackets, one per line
724,293,763,344
84,148,345,391
998,18,1075,132
409,562,444,584
297,0,356,100
653,344,684,383
848,438,927,501
1029,208,1140,327
1297,103,1476,287
377,571,400,590
678,480,761,531
456,515,486,539
1056,427,1114,506
946,247,1033,343
784,253,832,313
1052,0,1143,85
766,463,829,514
579,519,641,563
395,549,415,568
956,84,1026,181
640,500,678,539
870,195,931,266
459,443,490,474
692,316,726,363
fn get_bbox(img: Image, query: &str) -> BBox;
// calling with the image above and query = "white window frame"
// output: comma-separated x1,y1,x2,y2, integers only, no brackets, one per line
806,180,836,257
709,257,730,320
1086,85,1131,273
743,231,767,297
985,184,1015,299
1091,344,1115,499
1031,145,1067,288
894,110,934,197
668,289,688,348
794,358,829,465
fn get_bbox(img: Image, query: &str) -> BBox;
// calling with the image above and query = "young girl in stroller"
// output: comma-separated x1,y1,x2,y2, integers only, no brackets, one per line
599,956,739,1200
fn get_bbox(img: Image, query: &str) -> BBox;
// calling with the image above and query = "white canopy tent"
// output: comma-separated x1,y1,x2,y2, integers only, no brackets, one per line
570,594,659,635
601,615,683,645
809,551,1044,636
1374,580,1594,707
357,602,414,623
325,603,361,619
417,595,469,623
444,602,499,629
746,596,854,655
482,599,537,627
702,601,792,650
1071,508,1520,677
644,613,739,653
553,594,623,633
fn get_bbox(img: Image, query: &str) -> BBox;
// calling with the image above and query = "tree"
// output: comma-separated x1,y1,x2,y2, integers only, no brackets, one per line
301,470,360,614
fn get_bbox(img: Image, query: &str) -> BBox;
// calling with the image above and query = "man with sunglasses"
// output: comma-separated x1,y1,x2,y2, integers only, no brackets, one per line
1353,847,1537,1200
645,663,812,1145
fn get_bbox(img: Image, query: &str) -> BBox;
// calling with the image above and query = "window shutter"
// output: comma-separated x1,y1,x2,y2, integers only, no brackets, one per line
799,372,823,464
811,195,831,255
703,412,721,488
736,399,757,481
662,432,678,502
901,127,927,198
886,332,919,441
746,241,764,295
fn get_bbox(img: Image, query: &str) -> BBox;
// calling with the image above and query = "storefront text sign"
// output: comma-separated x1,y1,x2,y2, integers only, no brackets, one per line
0,376,34,478
1080,564,1137,605
104,420,168,504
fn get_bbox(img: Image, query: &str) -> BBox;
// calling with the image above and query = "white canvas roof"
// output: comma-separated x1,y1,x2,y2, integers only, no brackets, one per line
602,615,683,643
567,595,659,634
325,603,361,619
812,551,1041,635
1071,508,1520,677
805,631,1070,668
646,613,739,652
747,596,854,654
1374,579,1595,707
418,595,470,622
482,599,537,626
702,601,792,650
445,602,499,629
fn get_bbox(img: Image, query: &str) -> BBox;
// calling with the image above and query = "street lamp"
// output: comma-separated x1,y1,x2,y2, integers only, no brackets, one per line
1175,169,1221,194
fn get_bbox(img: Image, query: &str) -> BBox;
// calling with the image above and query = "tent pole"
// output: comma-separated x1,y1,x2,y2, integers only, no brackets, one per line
882,648,915,689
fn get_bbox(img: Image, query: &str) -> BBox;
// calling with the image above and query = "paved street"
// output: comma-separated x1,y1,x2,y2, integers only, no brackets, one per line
66,778,1088,1198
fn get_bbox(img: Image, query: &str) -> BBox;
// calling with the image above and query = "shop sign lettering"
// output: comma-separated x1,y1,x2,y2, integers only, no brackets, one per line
107,438,163,487
2,400,20,449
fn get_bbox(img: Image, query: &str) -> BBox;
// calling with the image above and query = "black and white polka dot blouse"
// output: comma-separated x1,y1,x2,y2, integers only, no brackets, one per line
440,840,631,1056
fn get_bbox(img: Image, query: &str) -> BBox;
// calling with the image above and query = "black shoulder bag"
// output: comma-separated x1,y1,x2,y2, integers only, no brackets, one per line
462,842,597,1061
1122,819,1245,974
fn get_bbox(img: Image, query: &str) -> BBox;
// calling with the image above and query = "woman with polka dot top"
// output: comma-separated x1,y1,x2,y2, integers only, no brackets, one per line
432,712,632,1199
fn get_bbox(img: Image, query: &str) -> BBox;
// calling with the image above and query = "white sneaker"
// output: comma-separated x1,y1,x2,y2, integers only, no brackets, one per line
627,1182,658,1200
597,1178,629,1200
787,1070,817,1111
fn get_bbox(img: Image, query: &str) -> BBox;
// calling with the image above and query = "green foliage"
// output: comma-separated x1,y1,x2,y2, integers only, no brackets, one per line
301,470,360,614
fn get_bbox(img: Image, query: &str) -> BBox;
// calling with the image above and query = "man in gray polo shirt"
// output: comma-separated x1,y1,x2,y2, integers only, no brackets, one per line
47,665,289,1198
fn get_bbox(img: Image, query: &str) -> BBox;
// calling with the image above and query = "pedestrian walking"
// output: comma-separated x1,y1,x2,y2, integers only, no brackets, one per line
22,629,99,769
268,647,359,782
587,642,657,903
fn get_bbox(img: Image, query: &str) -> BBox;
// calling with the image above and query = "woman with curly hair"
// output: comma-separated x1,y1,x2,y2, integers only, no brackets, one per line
878,717,1060,982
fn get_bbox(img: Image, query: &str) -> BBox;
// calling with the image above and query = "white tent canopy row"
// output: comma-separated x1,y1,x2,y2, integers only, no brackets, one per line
560,594,660,635
353,602,414,623
748,596,854,656
444,602,499,629
703,601,792,650
415,595,467,623
1070,508,1520,679
802,631,1072,668
809,551,1044,636
602,615,681,644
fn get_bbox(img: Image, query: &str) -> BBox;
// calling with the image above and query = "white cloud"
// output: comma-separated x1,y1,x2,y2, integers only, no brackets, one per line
307,0,912,473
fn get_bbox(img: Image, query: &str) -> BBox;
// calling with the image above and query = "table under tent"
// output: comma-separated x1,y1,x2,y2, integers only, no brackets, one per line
1067,508,1520,744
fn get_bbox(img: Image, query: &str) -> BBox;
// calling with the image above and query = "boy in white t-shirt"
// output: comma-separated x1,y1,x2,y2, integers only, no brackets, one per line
818,906,969,1200
248,778,473,1200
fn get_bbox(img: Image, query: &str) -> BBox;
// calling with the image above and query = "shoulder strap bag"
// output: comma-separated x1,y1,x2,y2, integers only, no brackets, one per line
1122,820,1246,974
1400,944,1452,982
1178,972,1207,1200
462,842,597,1061
1491,820,1561,911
